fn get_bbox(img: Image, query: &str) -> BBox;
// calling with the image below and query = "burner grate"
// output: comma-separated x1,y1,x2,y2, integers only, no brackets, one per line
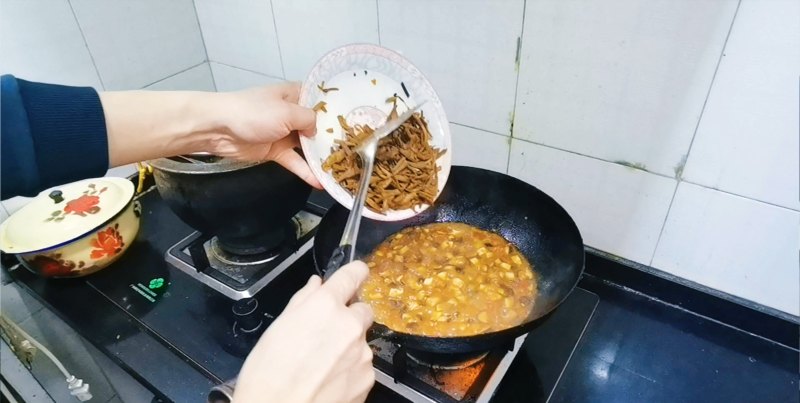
370,336,526,403
165,209,321,299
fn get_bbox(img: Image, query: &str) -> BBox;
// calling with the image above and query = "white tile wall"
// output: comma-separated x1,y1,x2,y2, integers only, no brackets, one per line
652,183,800,315
514,0,739,176
3,0,796,318
2,196,34,216
682,0,800,211
379,0,523,135
145,62,216,91
450,124,509,173
105,165,139,179
211,62,284,92
508,140,677,265
194,0,284,78
273,0,379,81
70,0,206,90
0,0,102,88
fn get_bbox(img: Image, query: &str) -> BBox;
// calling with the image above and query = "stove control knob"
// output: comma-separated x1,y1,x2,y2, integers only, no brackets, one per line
232,298,263,334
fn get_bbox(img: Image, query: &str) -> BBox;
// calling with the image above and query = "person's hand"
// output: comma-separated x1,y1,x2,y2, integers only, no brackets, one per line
102,82,321,188
208,83,321,188
233,262,375,403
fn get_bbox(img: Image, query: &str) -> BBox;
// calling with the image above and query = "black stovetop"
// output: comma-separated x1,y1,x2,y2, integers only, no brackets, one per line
9,185,796,403
7,187,598,402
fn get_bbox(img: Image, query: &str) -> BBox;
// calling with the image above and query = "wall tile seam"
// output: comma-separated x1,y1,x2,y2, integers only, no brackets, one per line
67,0,106,90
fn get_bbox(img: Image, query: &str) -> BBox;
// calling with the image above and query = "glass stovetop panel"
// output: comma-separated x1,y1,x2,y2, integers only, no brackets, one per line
82,189,598,402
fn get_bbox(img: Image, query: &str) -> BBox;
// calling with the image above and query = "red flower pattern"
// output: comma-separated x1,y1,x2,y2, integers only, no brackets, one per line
90,224,124,260
46,183,107,222
64,195,100,216
29,254,76,277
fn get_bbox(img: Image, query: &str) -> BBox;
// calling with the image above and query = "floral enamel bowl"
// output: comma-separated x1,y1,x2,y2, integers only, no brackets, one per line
299,43,452,221
0,177,140,278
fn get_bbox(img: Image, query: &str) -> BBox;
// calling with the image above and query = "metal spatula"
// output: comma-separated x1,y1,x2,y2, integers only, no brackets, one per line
323,103,425,280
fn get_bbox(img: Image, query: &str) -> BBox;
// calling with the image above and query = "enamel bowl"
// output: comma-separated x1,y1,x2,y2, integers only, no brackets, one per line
0,177,140,278
299,43,452,221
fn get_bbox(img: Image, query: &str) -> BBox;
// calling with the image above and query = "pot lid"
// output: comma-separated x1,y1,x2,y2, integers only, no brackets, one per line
0,177,134,254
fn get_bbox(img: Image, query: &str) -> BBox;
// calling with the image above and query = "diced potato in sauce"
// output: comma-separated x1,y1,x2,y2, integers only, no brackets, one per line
359,223,537,337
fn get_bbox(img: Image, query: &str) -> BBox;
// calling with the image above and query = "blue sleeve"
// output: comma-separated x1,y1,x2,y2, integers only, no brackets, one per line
1,75,109,199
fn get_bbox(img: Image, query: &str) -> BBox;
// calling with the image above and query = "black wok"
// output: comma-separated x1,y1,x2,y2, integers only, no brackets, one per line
313,166,584,353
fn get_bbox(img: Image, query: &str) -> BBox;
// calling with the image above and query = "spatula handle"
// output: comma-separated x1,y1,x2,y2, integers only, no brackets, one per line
323,244,353,281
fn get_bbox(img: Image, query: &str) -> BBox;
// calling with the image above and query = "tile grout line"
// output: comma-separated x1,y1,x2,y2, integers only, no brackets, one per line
451,122,509,137
269,0,287,80
375,0,381,46
509,134,797,212
191,0,216,91
678,0,742,178
67,0,105,90
513,136,677,179
648,182,680,266
142,61,207,88
681,180,800,212
451,122,510,139
207,61,286,82
506,0,528,174
649,0,743,265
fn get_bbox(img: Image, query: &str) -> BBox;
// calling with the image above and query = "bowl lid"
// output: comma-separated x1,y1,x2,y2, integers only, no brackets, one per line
0,177,135,254
298,43,452,222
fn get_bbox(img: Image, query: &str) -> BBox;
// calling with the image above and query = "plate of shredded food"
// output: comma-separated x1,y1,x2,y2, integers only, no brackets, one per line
298,43,452,221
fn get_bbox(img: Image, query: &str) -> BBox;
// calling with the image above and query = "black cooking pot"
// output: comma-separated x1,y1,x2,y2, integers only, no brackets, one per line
314,166,584,354
150,155,311,254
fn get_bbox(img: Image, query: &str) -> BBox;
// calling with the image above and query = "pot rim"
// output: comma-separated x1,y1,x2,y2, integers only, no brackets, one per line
148,155,261,174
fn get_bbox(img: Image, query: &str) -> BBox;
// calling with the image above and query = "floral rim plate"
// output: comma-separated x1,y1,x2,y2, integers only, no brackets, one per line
298,43,452,222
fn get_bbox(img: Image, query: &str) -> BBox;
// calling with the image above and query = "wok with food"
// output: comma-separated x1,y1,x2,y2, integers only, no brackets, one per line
314,166,584,353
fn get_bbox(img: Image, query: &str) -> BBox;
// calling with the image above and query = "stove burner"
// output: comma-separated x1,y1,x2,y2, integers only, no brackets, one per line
214,221,296,256
165,209,323,299
370,336,528,403
209,237,282,265
406,350,490,370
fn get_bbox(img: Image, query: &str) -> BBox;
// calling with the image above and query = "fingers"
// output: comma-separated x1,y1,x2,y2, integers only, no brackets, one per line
322,261,369,305
283,103,316,136
273,82,301,103
264,83,314,135
272,145,323,189
348,302,374,330
286,275,322,308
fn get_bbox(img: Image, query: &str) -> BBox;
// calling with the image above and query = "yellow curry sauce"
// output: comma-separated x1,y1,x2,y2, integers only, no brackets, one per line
359,223,537,337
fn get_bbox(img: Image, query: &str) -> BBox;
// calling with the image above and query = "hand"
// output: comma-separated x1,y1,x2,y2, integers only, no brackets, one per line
233,262,375,403
208,83,321,188
102,82,321,188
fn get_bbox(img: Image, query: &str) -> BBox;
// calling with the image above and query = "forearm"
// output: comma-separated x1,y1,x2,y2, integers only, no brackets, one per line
100,90,226,166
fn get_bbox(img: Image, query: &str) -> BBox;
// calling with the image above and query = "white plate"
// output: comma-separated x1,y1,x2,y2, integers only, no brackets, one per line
299,44,452,221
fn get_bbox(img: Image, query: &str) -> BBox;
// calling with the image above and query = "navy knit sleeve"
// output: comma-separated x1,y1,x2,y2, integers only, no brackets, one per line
1,75,109,199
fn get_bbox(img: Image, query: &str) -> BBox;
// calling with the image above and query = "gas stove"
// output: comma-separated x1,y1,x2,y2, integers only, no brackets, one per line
10,185,599,402
164,208,321,300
